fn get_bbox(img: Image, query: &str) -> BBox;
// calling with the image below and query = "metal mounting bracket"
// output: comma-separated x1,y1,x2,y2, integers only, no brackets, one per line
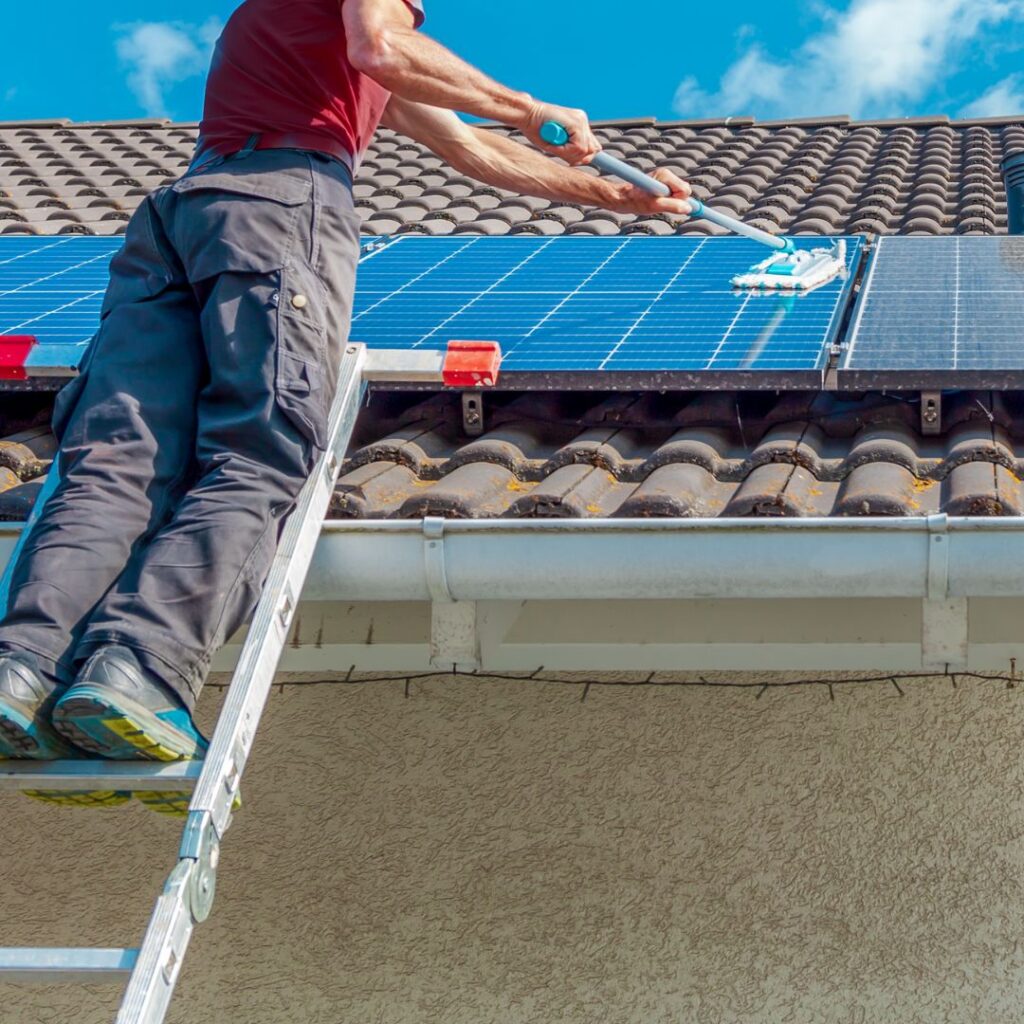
462,392,484,437
921,391,942,435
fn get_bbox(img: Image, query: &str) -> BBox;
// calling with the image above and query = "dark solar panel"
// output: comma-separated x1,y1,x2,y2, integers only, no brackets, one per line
839,236,1024,388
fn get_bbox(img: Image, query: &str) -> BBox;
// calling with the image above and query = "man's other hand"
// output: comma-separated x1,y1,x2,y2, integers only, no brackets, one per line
522,101,601,165
606,168,693,217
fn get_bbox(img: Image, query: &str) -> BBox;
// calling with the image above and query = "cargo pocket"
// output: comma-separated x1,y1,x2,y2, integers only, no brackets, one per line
169,169,312,282
275,260,330,456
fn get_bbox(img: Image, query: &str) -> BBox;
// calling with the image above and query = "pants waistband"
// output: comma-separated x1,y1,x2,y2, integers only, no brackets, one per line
191,132,355,178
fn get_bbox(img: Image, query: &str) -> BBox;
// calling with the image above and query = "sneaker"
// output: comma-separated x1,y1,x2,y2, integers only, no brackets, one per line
53,646,208,761
0,651,130,808
53,646,207,817
0,651,72,759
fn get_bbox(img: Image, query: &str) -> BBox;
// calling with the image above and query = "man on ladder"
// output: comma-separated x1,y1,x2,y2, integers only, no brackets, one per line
0,0,691,812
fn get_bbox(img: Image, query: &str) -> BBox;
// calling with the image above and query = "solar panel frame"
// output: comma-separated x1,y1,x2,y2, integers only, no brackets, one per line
838,236,1024,390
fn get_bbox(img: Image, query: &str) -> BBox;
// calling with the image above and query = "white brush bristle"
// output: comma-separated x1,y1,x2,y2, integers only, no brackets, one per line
731,240,847,293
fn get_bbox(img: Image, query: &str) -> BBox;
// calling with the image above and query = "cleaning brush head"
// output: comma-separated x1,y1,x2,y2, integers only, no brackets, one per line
732,239,847,293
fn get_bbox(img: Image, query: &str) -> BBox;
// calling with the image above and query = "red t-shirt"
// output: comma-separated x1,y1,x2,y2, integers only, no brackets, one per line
199,0,425,160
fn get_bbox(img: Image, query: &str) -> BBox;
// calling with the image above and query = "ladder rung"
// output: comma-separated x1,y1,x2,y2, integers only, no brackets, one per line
0,760,203,792
0,947,139,984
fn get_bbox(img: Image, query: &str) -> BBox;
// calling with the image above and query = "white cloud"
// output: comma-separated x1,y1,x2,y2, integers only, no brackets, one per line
115,19,222,118
674,0,1024,119
960,73,1024,117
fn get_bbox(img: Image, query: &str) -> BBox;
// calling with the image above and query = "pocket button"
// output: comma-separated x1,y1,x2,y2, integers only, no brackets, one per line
291,294,308,310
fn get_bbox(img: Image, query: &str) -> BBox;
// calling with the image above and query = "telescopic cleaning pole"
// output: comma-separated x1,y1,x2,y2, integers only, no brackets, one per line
539,121,795,255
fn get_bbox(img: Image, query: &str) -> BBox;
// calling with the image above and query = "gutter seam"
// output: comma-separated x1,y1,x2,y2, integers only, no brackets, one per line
926,514,950,600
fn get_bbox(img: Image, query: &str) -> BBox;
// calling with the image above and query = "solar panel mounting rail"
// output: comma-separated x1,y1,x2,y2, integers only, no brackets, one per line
0,338,495,1024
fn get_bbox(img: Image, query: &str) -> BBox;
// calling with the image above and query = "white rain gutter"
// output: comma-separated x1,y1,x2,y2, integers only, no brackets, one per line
0,514,1020,673
0,512,1018,604
300,514,1022,603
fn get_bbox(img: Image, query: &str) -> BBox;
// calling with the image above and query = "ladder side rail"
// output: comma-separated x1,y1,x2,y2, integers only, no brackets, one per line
0,462,60,615
116,343,368,1024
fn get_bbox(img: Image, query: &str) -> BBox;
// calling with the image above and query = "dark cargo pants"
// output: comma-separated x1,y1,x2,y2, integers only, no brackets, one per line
0,149,360,710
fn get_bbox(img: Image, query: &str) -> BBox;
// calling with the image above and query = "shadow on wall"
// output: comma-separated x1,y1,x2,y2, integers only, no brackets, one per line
1,671,1022,1024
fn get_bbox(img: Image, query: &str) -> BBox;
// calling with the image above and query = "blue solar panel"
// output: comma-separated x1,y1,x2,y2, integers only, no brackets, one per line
354,235,863,383
0,237,119,371
840,236,1024,388
0,234,863,388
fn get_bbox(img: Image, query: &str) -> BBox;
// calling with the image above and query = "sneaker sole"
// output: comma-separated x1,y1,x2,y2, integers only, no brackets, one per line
0,699,74,759
53,689,207,816
0,700,130,806
52,687,207,762
51,689,232,819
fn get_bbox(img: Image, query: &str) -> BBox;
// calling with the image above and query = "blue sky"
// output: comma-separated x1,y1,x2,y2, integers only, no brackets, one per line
1,0,1022,125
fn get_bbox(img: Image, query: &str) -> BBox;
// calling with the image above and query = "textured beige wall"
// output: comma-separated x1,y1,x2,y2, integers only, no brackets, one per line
2,672,1024,1024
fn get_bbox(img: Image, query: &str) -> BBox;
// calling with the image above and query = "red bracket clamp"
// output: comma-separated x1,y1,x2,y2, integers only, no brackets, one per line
0,336,37,381
442,340,501,388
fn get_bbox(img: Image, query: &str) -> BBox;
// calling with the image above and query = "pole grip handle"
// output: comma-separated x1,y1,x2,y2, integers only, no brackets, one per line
592,153,670,197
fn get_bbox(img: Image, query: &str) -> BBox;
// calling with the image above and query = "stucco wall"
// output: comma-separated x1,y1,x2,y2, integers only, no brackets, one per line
2,672,1023,1023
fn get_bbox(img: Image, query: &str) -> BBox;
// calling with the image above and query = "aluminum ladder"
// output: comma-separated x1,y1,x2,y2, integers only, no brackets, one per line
0,340,499,1023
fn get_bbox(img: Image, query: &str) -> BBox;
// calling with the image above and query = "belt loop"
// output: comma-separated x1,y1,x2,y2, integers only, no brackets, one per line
234,134,260,161
186,138,220,177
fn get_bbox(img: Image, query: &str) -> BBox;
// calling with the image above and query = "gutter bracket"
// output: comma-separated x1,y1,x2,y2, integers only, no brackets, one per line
422,517,480,672
923,514,968,671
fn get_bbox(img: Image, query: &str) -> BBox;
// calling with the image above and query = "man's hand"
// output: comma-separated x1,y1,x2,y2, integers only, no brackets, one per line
602,168,693,218
520,101,601,166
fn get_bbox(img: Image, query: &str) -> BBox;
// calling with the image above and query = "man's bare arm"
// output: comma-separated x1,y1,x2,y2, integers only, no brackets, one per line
382,98,692,217
343,0,599,165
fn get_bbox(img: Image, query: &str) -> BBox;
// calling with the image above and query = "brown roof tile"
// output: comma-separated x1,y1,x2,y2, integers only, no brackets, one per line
2,385,1022,523
0,115,1019,237
196,389,1018,522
